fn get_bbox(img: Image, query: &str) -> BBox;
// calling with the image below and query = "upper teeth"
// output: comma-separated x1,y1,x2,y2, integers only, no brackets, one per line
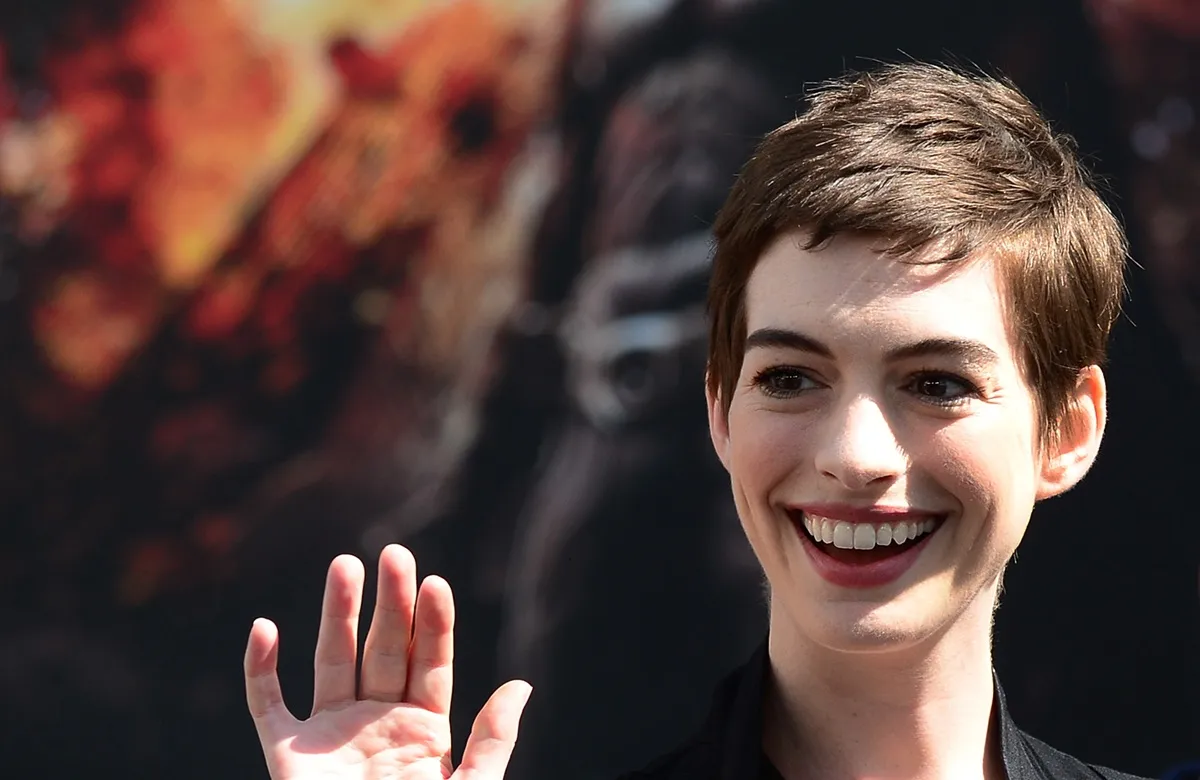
803,514,938,550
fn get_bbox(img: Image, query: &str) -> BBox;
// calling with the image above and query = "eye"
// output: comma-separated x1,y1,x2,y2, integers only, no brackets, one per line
905,372,980,407
752,367,820,399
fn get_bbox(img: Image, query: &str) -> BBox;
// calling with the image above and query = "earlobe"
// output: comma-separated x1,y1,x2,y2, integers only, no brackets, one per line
1036,365,1107,500
706,376,732,472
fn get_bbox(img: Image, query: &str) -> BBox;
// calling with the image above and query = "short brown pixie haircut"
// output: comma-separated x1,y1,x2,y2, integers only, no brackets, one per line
707,63,1127,447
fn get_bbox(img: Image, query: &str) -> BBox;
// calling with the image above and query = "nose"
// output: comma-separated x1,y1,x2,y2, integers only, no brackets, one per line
813,394,907,490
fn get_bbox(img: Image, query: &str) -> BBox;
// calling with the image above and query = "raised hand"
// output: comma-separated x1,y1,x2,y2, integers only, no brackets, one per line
244,544,532,779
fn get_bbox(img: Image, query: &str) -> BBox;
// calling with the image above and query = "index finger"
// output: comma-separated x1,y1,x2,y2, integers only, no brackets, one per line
405,575,455,715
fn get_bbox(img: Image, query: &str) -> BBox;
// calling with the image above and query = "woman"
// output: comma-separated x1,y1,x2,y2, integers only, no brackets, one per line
244,63,1151,779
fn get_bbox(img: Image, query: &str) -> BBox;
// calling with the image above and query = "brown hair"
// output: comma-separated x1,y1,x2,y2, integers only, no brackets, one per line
707,62,1127,446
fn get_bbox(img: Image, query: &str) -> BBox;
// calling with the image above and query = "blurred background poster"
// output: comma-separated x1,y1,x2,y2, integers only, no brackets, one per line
0,0,1197,777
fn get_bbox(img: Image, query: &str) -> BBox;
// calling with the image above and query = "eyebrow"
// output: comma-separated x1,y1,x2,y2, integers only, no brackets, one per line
744,327,1000,367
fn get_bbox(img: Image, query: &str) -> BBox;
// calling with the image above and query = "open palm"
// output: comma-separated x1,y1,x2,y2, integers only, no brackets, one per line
244,545,531,779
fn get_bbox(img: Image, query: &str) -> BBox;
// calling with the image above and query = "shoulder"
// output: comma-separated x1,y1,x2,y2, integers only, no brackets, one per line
1017,730,1155,780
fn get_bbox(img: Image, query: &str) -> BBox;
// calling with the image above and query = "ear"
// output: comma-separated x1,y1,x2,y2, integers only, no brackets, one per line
1036,365,1107,500
706,371,732,472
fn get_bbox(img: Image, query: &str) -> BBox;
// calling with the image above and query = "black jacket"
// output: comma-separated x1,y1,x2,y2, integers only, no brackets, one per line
619,643,1151,780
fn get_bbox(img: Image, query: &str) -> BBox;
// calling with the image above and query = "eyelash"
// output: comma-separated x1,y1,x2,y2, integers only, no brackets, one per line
751,366,984,408
904,370,984,408
751,367,818,399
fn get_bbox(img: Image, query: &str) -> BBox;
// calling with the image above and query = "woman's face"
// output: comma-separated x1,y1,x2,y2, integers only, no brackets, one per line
707,232,1104,653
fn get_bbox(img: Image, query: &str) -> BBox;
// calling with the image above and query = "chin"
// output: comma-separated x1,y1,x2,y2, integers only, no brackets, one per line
770,579,959,656
804,603,941,654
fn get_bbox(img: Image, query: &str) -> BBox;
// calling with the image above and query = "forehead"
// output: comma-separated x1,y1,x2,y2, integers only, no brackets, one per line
744,232,1014,354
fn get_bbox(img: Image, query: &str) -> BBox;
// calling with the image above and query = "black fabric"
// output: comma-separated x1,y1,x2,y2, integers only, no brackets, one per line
618,641,1152,780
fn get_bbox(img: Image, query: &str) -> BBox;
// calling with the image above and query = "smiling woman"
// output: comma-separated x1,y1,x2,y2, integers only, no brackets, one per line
244,63,1148,780
709,233,1107,714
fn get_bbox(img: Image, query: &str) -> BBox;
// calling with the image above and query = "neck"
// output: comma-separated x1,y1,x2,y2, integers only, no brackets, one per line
762,587,1007,780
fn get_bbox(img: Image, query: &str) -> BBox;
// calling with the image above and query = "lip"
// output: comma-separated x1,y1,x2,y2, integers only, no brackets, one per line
787,506,945,589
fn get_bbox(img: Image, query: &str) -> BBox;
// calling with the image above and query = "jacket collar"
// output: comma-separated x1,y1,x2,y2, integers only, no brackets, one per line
704,640,1048,780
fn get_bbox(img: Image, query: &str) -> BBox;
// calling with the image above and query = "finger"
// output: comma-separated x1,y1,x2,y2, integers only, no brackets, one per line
453,681,533,780
360,544,418,702
311,554,365,714
244,618,296,737
405,574,455,715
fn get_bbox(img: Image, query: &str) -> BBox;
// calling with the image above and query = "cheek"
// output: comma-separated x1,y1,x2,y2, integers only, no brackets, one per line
921,416,1040,518
720,400,816,511
726,407,812,490
725,408,807,565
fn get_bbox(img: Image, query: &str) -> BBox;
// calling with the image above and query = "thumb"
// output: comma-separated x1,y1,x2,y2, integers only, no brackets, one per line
452,680,533,779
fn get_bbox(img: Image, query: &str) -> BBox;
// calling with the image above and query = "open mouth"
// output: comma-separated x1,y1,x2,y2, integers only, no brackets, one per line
791,510,945,567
